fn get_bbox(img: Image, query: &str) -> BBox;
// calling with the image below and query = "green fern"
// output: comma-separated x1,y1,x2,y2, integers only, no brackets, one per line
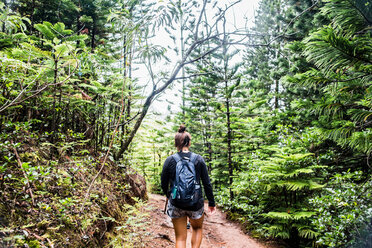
321,0,370,35
295,224,320,239
349,109,372,123
264,211,315,221
263,224,290,239
291,211,316,220
264,212,292,220
34,22,56,40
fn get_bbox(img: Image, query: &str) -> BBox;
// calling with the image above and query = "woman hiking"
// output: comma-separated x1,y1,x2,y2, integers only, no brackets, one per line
161,125,216,248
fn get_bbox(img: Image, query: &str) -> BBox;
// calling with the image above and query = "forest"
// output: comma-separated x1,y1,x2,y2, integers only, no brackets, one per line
0,0,371,247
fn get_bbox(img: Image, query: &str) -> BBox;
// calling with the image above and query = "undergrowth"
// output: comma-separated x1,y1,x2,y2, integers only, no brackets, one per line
0,122,148,247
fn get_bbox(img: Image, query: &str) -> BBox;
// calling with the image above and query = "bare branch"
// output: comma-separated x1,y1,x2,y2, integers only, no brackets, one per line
0,69,44,112
194,0,208,40
112,111,141,129
174,72,213,81
184,44,223,65
209,0,241,33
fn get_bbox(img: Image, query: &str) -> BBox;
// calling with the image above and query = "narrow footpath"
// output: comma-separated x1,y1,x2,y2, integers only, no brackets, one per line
143,194,277,248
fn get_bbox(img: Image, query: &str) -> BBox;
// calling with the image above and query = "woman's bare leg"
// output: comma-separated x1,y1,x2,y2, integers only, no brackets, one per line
172,216,188,248
189,214,204,248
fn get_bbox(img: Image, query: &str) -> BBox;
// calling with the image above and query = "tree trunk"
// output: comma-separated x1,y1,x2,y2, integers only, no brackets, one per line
50,56,58,157
274,2,281,110
114,60,184,160
91,17,96,51
222,19,233,201
51,57,58,135
226,93,233,200
179,0,186,118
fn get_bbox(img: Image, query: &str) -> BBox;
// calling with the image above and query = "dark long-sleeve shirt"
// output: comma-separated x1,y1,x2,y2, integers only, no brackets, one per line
161,151,215,211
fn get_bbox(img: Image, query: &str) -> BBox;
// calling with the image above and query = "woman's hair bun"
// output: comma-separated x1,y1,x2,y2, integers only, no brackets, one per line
178,124,186,133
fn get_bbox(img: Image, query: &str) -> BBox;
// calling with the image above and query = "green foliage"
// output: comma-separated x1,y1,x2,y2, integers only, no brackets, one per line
130,119,174,193
34,22,73,40
0,124,143,247
108,199,150,247
0,2,30,34
174,2,370,247
310,171,372,247
1,0,371,247
231,140,325,244
287,0,372,157
0,1,159,246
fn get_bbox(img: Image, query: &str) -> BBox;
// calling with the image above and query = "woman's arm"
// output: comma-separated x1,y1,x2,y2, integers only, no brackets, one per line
161,156,172,197
199,156,215,207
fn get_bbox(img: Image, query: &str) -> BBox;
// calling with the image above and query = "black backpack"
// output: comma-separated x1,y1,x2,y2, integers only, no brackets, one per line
170,152,201,207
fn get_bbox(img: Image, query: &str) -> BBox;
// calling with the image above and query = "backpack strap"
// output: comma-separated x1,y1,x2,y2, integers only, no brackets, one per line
172,153,183,196
190,152,198,164
172,153,182,163
172,152,197,163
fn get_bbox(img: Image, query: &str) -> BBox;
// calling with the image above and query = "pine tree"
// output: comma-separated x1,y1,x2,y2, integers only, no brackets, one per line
287,0,372,161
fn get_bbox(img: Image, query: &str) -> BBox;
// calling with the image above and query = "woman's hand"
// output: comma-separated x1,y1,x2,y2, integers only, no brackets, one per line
208,206,216,215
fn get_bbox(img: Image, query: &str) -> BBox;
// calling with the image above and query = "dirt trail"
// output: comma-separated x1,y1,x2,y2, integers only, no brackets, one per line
143,194,275,248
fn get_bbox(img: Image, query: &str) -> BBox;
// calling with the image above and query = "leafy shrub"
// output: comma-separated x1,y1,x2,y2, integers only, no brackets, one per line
310,171,372,247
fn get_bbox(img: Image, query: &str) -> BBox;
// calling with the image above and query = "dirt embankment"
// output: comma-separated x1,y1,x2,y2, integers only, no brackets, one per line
143,194,278,248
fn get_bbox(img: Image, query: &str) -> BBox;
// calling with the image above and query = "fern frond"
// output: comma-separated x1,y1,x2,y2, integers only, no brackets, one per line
20,42,52,58
327,124,355,141
281,180,310,191
313,98,346,120
303,27,372,77
325,127,372,154
285,168,314,178
349,130,372,154
276,153,314,161
321,0,370,35
291,211,316,220
348,109,372,123
264,212,292,220
263,224,290,239
298,228,319,239
34,22,55,40
308,180,326,190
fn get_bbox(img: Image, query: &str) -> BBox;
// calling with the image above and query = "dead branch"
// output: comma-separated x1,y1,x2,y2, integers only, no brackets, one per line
209,0,241,33
0,69,44,112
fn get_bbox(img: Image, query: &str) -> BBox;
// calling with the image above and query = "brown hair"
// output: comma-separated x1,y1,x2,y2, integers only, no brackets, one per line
175,124,191,151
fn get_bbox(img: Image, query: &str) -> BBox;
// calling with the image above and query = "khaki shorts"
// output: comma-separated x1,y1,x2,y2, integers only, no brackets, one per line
166,199,204,219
